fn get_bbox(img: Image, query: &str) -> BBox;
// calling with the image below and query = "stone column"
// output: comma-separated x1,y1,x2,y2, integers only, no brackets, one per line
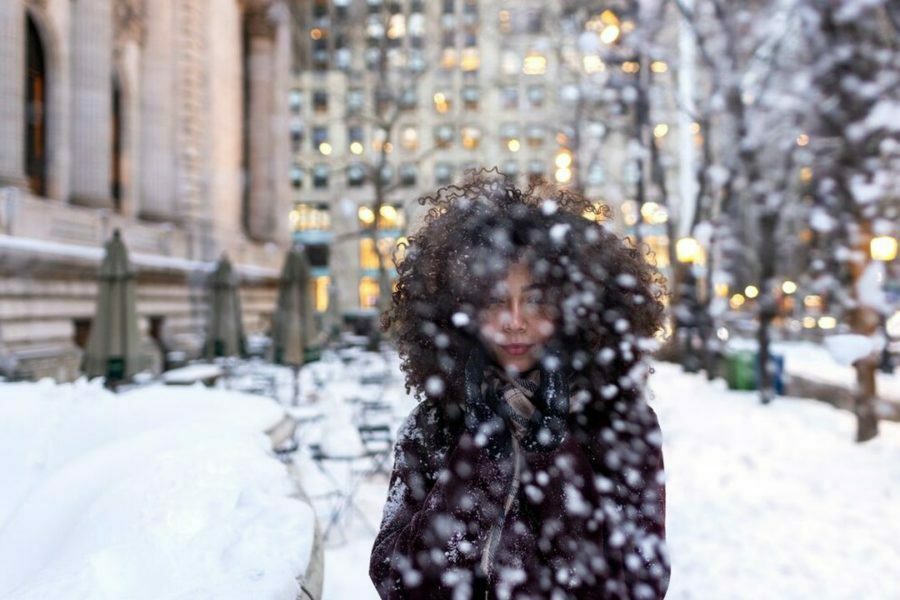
245,6,278,242
138,0,177,221
114,0,146,218
0,1,26,187
70,0,114,207
270,3,292,245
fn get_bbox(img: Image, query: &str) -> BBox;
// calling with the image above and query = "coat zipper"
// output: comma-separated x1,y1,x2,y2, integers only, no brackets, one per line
480,435,522,598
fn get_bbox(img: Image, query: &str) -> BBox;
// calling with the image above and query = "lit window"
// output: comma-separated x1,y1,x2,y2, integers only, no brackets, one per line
434,91,451,113
460,48,480,72
290,203,330,232
441,48,458,69
523,51,547,75
461,125,481,150
312,126,328,152
501,49,520,76
400,126,418,150
314,276,330,312
313,164,329,188
348,125,364,150
435,162,453,185
359,276,379,308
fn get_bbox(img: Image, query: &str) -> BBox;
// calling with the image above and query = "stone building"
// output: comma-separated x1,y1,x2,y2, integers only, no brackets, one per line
0,0,293,380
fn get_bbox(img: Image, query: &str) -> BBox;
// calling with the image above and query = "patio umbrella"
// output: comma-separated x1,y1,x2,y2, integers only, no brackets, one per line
272,247,318,404
205,254,246,359
83,229,141,388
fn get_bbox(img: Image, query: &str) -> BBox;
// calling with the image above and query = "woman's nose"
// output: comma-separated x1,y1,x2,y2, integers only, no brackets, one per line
503,302,526,332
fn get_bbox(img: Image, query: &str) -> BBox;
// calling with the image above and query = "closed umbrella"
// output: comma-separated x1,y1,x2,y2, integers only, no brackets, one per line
272,247,318,404
205,254,246,359
83,229,141,388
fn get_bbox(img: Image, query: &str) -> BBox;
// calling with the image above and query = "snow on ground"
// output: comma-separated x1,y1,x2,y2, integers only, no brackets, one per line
318,357,900,600
0,379,315,600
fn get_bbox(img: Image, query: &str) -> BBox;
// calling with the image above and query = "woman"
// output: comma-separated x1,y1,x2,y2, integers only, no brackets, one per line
370,175,670,599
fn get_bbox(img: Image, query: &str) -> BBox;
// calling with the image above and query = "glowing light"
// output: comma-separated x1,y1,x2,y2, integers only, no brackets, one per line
555,151,572,169
744,285,759,299
730,294,746,309
650,61,668,73
690,122,701,134
461,48,480,72
621,61,640,74
818,316,837,330
870,236,898,261
653,123,669,138
782,280,798,295
350,141,364,155
583,55,605,74
641,201,668,224
555,167,572,183
310,28,323,40
715,282,729,298
600,10,620,25
800,167,812,182
803,295,823,309
318,142,332,155
379,205,397,222
796,133,809,146
507,139,520,152
358,206,375,224
600,25,620,44
675,237,701,263
802,316,817,329
523,52,547,75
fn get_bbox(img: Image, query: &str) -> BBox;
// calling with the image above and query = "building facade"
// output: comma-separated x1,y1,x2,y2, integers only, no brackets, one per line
287,0,682,318
0,0,293,380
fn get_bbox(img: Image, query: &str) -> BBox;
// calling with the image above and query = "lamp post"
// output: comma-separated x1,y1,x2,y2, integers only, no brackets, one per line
675,236,703,372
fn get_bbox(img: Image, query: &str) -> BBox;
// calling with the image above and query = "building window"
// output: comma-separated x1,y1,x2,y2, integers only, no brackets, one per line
348,163,366,187
348,125,364,154
433,91,451,113
359,276,380,308
527,84,546,107
346,88,364,113
462,86,479,110
290,164,304,189
312,0,328,19
290,121,304,151
399,87,418,109
313,126,329,152
501,49,520,76
313,164,329,188
526,124,546,148
502,160,519,180
289,89,303,114
290,202,330,231
588,162,605,186
400,163,417,187
460,48,480,72
313,90,328,113
528,159,545,184
442,0,455,14
314,276,330,312
501,86,519,110
461,125,481,150
435,162,453,185
359,203,405,230
434,124,454,148
400,126,418,150
379,164,394,185
335,0,350,20
25,15,47,196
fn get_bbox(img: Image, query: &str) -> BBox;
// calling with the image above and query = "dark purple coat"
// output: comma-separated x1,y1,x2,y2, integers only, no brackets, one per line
369,396,669,599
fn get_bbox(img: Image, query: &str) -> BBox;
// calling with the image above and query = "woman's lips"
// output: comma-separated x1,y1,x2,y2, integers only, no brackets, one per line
500,344,533,356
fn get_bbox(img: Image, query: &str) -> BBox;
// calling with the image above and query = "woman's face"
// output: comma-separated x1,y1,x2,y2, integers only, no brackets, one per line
477,261,557,373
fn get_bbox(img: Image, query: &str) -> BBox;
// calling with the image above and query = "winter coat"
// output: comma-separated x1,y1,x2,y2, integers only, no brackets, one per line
369,394,669,599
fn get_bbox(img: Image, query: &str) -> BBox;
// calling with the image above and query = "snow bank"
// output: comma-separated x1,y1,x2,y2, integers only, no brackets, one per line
0,380,315,600
652,363,900,599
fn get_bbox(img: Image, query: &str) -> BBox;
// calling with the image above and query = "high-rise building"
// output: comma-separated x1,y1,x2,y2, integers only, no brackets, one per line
287,0,682,319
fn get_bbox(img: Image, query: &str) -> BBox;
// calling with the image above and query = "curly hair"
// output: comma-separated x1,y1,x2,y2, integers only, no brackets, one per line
382,171,667,417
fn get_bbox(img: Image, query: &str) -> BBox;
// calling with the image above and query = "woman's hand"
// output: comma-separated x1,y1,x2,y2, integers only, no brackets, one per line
463,343,511,459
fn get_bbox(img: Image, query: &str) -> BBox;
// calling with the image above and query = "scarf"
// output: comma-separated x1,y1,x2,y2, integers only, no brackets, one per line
483,365,541,442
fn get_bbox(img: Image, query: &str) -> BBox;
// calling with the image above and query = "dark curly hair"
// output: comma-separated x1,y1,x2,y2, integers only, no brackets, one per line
382,172,667,418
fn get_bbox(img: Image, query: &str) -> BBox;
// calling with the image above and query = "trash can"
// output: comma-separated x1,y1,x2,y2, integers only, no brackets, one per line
725,349,757,390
